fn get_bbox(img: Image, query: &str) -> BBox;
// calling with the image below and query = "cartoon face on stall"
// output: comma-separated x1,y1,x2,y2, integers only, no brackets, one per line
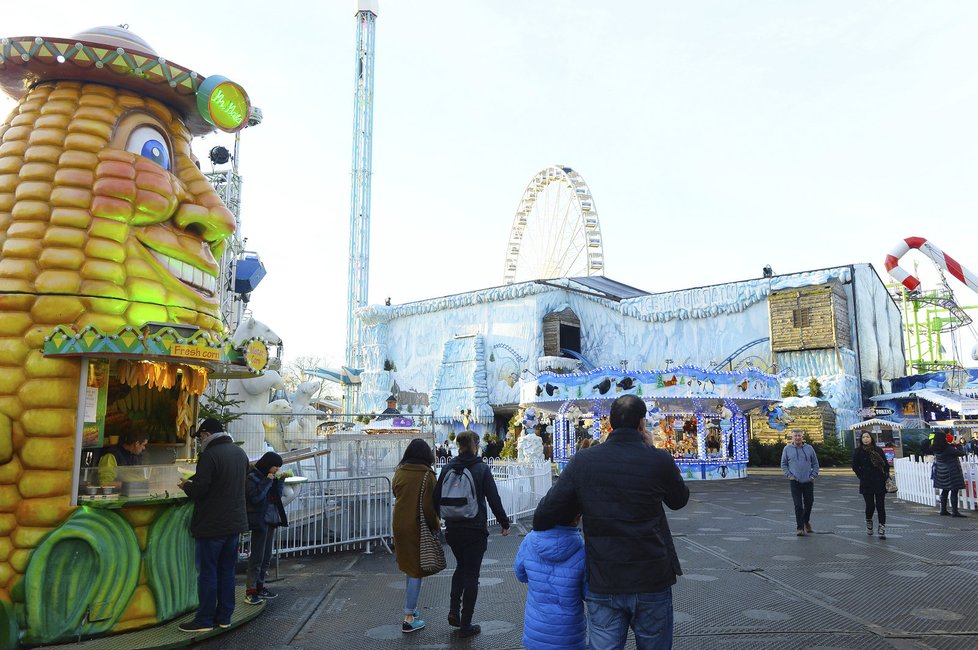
0,80,236,333
0,25,252,335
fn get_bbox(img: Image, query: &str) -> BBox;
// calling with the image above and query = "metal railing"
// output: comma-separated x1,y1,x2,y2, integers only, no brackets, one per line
273,475,393,557
227,411,434,479
250,459,550,563
894,456,978,511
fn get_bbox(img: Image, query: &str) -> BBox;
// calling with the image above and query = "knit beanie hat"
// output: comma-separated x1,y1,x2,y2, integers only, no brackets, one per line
255,452,284,474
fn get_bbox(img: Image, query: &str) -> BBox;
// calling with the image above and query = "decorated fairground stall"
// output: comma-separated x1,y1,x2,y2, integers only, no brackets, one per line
0,24,258,648
521,365,782,480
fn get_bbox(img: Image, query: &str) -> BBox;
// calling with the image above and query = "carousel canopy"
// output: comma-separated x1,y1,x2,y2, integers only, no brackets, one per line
521,365,781,414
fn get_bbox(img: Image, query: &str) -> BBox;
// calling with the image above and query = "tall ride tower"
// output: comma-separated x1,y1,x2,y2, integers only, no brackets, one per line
345,0,378,411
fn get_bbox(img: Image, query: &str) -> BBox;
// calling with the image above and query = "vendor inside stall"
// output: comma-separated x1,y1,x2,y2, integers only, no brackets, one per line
97,430,150,484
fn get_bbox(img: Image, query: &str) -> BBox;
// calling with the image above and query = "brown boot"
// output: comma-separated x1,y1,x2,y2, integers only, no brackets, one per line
804,522,813,534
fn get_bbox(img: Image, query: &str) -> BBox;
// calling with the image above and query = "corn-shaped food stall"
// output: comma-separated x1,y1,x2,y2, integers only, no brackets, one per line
0,26,261,646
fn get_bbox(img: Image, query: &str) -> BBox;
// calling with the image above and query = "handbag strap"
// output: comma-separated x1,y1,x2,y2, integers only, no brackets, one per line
417,470,431,526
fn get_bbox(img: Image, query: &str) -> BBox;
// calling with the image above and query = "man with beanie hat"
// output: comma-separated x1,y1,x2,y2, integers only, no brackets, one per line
245,451,290,604
178,418,250,632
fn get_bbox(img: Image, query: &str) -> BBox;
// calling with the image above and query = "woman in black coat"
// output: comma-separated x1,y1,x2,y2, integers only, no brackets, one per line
932,432,967,518
852,431,891,539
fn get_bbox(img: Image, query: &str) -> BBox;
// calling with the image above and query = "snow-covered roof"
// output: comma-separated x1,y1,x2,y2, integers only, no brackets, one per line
361,266,861,326
850,418,902,430
429,335,494,425
871,388,978,415
927,419,978,429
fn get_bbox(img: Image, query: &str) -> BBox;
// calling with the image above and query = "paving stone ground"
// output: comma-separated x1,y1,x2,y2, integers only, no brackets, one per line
193,474,978,649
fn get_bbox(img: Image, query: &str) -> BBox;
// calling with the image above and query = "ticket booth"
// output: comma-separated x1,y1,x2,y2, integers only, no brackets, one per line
850,418,903,463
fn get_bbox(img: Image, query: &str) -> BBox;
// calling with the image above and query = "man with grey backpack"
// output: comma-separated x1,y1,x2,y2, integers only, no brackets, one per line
434,430,511,639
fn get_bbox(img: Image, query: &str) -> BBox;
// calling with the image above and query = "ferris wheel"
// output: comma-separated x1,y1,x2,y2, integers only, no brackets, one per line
503,165,605,284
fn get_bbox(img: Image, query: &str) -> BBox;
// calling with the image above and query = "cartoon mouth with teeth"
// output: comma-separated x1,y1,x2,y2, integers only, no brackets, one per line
91,106,236,321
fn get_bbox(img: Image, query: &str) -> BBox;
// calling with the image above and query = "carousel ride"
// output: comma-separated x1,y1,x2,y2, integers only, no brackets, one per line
520,364,782,480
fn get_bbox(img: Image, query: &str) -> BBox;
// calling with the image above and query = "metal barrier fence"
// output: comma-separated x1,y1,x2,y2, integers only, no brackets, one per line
273,475,393,557
894,456,978,511
227,411,434,463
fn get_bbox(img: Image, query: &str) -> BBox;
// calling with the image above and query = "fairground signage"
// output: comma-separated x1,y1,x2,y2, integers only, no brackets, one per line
858,407,894,417
197,75,251,132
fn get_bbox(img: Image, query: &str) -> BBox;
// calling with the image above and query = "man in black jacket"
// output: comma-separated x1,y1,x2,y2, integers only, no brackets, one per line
177,418,250,633
533,395,689,649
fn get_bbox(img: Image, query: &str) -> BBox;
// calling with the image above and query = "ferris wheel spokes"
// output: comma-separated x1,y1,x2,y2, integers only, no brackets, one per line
502,164,605,284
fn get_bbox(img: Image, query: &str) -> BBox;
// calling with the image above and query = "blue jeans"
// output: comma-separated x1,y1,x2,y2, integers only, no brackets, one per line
586,587,673,650
404,576,422,615
790,480,814,529
193,534,240,626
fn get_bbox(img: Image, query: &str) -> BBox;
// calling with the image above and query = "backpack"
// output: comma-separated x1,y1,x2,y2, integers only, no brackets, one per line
438,465,479,521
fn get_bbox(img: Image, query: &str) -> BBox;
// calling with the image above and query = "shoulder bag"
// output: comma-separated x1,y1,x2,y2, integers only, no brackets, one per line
885,476,898,494
418,472,446,576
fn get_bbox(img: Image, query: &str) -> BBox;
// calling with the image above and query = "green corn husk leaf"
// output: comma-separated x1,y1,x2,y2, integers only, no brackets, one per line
23,507,140,643
145,502,198,620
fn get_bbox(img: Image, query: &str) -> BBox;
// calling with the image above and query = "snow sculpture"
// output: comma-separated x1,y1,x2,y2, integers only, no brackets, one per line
517,430,545,463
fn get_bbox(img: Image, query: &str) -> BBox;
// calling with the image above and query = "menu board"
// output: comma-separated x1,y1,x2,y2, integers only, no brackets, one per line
82,360,109,447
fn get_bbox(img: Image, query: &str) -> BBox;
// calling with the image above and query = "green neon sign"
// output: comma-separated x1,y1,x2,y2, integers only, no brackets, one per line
196,75,250,133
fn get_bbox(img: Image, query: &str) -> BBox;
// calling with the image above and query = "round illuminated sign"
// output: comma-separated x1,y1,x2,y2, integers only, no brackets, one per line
243,338,269,373
196,75,251,133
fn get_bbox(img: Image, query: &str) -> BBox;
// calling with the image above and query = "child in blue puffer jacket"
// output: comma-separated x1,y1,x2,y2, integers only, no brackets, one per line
514,514,586,650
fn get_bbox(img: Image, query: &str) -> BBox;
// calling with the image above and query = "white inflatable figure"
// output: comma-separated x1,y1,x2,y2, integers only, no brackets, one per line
262,399,292,451
286,405,321,441
227,369,284,415
517,430,545,463
232,316,283,347
293,380,321,413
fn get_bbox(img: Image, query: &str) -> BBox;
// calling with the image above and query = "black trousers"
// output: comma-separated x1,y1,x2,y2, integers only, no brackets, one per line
789,480,814,529
940,488,961,513
862,492,886,524
445,527,488,627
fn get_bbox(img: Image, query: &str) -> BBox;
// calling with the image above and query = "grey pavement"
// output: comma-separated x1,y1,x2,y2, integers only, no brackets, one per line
193,474,978,649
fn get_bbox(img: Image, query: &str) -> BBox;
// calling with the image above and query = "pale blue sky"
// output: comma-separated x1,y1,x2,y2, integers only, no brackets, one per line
3,1,978,365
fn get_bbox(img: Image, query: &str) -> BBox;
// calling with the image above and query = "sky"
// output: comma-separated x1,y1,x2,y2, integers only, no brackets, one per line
3,1,978,368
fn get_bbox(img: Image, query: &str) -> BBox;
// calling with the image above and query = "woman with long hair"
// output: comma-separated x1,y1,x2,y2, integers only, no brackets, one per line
435,430,511,639
932,432,967,518
391,438,439,633
851,432,891,539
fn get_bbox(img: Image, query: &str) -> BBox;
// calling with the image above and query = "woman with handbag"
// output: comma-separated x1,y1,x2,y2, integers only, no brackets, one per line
852,431,891,539
392,439,441,633
932,432,968,518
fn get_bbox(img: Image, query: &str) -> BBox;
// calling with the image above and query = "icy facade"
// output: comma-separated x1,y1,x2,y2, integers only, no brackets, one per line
358,264,904,433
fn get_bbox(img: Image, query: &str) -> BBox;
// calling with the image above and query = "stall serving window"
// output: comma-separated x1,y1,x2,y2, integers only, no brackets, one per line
41,322,270,506
77,359,204,502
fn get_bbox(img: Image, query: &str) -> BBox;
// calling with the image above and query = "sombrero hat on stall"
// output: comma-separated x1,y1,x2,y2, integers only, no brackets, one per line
0,25,250,135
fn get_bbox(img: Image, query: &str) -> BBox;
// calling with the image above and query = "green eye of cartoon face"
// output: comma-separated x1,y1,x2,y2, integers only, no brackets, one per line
126,125,171,171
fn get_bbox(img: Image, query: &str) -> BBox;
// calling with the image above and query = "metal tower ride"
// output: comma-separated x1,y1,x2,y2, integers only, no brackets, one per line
345,0,378,411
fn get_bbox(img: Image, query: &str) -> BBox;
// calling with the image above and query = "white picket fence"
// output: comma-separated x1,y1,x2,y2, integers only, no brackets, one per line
894,456,978,511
